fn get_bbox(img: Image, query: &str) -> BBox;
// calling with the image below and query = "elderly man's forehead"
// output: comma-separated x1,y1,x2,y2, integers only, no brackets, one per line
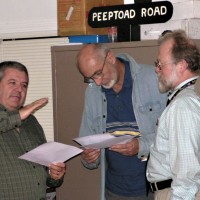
79,48,98,63
80,54,96,68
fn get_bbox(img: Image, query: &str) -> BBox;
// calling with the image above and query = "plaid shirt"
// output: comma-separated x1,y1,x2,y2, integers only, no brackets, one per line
147,83,200,199
0,105,63,200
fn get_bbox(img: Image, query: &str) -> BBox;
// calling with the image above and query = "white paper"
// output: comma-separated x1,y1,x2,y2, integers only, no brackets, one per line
19,141,83,166
73,133,138,149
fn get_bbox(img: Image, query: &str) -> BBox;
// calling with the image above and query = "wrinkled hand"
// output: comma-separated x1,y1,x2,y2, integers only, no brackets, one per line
48,162,66,180
19,97,48,120
81,148,100,164
109,138,139,156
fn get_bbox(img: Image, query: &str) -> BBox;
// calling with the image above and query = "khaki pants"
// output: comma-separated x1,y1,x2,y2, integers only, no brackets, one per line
154,188,200,200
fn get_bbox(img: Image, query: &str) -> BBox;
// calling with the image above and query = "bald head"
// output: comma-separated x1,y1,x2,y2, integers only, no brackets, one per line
77,44,109,78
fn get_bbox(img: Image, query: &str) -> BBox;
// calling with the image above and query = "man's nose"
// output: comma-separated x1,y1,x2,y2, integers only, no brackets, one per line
94,78,103,86
15,84,24,92
155,67,160,74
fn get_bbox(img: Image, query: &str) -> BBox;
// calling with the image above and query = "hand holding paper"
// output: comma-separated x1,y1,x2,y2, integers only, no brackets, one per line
49,162,66,180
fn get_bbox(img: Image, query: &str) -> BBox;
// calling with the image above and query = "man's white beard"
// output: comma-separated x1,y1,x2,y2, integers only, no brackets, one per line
158,70,178,93
102,79,116,89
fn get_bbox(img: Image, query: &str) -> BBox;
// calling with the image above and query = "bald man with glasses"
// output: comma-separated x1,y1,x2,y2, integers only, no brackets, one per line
76,44,167,200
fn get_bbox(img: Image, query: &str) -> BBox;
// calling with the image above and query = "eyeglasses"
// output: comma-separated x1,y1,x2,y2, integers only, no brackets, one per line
154,59,175,70
84,52,108,83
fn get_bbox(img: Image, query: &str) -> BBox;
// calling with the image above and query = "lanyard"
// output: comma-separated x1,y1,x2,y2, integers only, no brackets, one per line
166,79,197,106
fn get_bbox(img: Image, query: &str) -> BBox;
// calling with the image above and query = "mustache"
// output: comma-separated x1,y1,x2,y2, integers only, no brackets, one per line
11,93,22,99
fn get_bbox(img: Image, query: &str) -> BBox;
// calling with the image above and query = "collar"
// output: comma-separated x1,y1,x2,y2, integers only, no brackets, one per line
168,76,199,101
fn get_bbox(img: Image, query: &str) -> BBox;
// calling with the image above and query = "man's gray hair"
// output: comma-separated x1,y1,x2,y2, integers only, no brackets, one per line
158,29,200,73
0,61,29,81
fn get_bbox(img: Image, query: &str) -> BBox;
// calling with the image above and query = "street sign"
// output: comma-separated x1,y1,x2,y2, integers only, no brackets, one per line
88,1,173,28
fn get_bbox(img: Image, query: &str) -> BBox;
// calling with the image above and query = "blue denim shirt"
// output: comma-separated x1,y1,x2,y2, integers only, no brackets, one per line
79,53,167,200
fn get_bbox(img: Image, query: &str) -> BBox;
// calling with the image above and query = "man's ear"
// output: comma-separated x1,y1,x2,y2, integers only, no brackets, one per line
177,59,188,73
107,51,116,64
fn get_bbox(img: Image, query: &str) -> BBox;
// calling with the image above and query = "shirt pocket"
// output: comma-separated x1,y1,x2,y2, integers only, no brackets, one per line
139,101,162,113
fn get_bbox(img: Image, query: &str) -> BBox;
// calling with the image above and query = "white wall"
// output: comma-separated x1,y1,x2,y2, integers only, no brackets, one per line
1,0,199,40
0,0,57,39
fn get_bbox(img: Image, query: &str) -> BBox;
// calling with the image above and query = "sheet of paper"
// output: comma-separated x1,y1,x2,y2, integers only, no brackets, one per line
19,141,83,167
73,133,138,149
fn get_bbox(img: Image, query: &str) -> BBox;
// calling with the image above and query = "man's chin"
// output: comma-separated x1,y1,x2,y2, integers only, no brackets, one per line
102,80,116,89
8,102,22,111
159,83,171,93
